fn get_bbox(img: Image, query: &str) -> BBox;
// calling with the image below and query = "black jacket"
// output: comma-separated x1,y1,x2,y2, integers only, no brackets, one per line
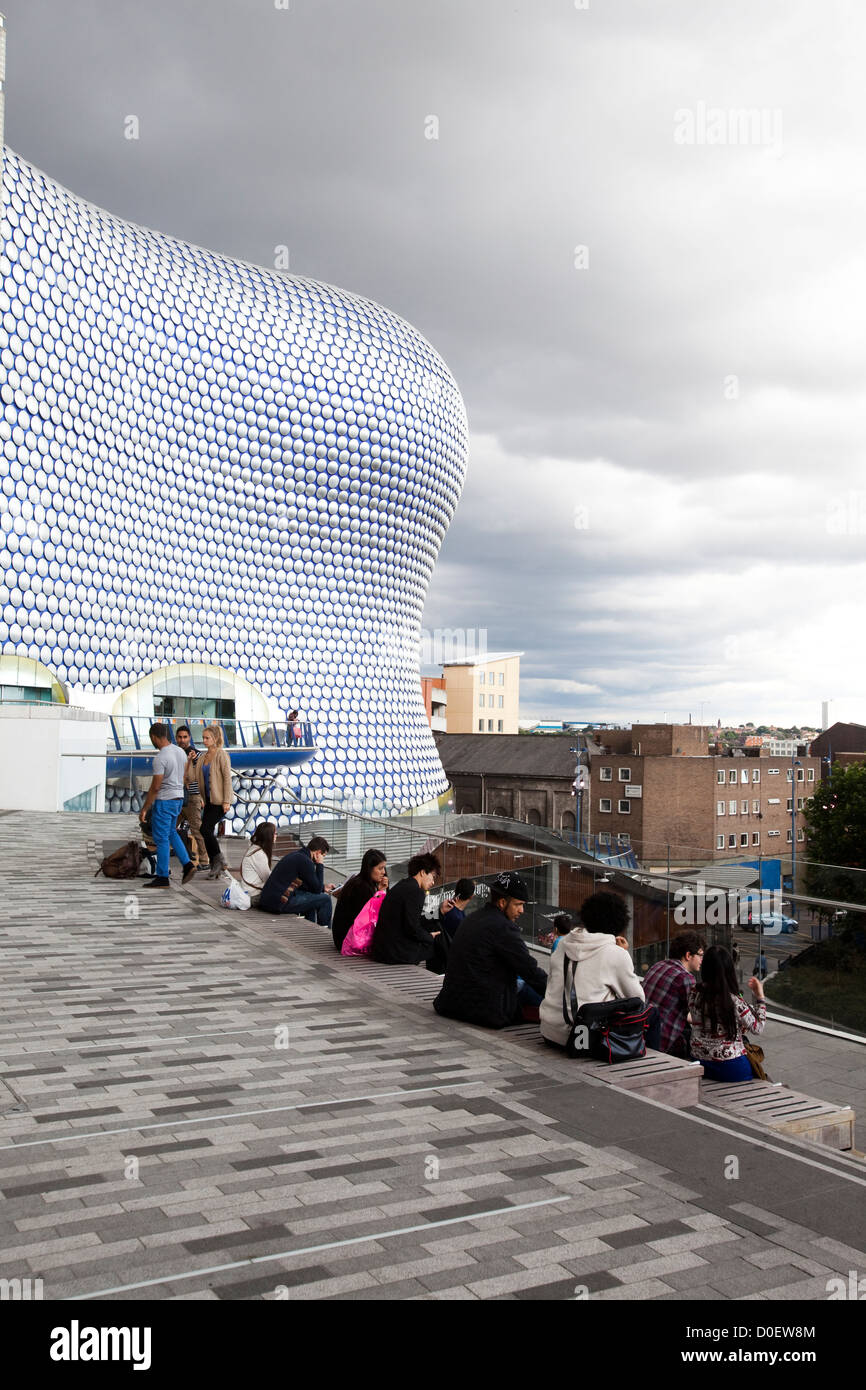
434,903,548,1029
370,877,435,965
332,874,376,951
259,847,324,913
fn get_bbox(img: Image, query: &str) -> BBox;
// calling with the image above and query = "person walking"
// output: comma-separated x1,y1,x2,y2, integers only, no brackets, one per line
175,725,208,870
193,725,235,879
138,723,196,889
753,950,769,981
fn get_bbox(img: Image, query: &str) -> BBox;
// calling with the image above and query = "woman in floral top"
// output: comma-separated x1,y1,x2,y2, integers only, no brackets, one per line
688,945,766,1082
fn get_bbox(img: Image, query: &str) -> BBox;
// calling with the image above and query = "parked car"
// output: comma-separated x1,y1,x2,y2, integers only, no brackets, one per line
756,912,799,935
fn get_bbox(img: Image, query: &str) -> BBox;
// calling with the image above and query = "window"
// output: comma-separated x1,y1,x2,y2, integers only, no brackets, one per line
599,798,612,813
717,801,726,815
499,673,504,686
619,768,631,782
797,797,804,810
807,768,815,781
797,767,804,781
728,834,736,848
717,834,725,849
797,827,805,841
478,694,484,708
752,769,760,783
497,720,503,732
717,770,725,784
787,828,793,843
600,767,612,781
618,833,631,846
498,695,504,708
752,832,760,845
729,800,737,815
741,770,749,784
786,798,793,812
487,720,494,731
598,832,611,846
767,797,780,805
479,672,485,685
618,799,631,814
752,799,760,813
478,719,484,732
740,833,748,847
767,767,779,776
729,770,737,784
786,768,793,782
767,829,780,837
741,800,749,814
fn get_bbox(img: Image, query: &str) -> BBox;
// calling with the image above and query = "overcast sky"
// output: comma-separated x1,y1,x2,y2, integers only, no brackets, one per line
5,0,866,727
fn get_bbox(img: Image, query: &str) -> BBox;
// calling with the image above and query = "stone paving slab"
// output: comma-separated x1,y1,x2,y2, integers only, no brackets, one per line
1,811,865,1302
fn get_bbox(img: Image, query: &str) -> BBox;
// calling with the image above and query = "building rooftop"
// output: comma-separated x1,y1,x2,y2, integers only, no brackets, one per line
435,732,582,776
441,652,524,668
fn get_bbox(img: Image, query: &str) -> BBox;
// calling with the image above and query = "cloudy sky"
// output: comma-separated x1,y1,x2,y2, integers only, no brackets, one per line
5,0,866,726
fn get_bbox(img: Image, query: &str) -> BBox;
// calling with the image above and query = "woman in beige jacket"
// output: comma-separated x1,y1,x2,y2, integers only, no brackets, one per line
195,725,235,879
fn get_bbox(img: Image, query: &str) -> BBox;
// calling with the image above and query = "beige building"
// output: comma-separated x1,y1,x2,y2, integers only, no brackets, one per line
443,652,522,734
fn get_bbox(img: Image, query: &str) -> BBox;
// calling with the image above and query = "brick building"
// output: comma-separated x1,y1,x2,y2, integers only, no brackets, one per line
809,721,866,771
589,724,820,864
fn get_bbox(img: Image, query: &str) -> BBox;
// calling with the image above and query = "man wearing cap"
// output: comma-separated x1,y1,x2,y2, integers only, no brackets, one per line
433,872,548,1029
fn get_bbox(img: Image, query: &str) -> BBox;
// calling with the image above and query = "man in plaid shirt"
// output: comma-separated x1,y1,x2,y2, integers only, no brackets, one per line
643,932,705,1057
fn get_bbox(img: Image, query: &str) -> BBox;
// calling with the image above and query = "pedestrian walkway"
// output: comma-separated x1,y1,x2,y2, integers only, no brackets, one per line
1,811,864,1301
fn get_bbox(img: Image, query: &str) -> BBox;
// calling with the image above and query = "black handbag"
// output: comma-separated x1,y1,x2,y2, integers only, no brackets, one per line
562,959,651,1063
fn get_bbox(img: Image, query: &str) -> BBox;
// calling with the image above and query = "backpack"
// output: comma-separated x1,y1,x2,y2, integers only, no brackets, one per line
95,841,146,880
341,890,386,957
561,956,651,1063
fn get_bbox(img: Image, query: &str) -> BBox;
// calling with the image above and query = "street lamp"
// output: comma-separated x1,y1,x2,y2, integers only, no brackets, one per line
791,754,802,906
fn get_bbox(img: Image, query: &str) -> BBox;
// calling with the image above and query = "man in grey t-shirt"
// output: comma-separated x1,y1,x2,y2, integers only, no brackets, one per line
139,723,195,888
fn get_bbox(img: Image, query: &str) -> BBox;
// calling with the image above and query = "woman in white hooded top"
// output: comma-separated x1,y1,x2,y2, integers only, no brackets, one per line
540,891,650,1048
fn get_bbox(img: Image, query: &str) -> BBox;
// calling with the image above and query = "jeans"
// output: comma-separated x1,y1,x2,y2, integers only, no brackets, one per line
200,803,224,863
700,1054,753,1083
284,890,332,926
151,798,190,879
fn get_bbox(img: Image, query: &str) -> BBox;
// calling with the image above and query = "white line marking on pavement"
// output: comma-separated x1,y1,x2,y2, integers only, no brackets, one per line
67,1195,571,1299
0,1080,488,1152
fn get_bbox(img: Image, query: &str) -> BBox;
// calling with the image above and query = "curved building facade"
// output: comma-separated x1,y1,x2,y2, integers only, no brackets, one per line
0,149,468,819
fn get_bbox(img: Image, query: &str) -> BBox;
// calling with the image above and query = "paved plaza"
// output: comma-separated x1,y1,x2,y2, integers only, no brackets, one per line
1,810,865,1302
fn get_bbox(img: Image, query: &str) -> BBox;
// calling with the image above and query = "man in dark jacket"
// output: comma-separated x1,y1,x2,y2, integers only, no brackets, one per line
259,836,336,923
370,853,442,965
434,872,547,1029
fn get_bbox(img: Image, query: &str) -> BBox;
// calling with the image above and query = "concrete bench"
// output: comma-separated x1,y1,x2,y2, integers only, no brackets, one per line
578,1051,703,1109
700,1077,854,1151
